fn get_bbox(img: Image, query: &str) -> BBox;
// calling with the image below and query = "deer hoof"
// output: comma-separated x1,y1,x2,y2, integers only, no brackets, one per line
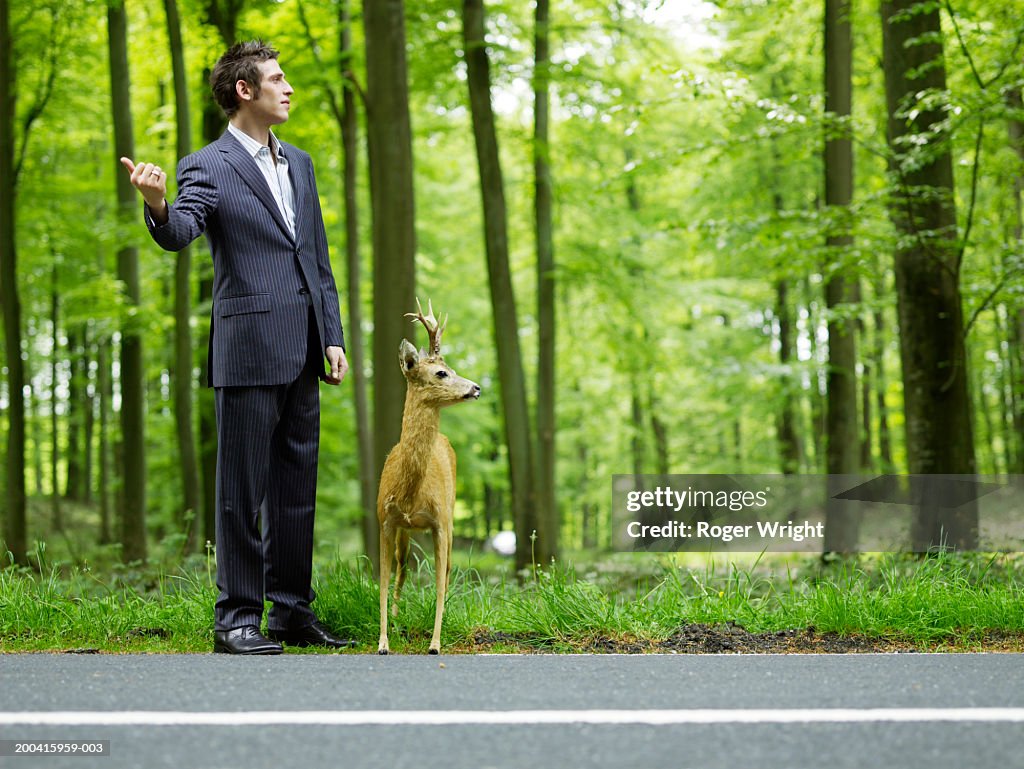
428,647,439,655
377,648,389,655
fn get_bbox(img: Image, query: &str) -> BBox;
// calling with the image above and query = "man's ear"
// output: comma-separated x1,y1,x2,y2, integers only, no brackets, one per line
399,339,419,371
235,78,253,103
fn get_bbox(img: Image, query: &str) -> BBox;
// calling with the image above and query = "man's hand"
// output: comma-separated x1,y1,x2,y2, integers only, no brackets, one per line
120,157,169,224
325,346,348,385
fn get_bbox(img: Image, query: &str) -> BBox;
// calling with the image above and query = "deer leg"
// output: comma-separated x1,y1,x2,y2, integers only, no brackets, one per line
392,528,411,616
428,524,450,655
378,524,394,655
445,529,453,595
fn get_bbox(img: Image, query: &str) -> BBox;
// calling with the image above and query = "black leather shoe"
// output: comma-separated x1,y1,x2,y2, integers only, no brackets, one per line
213,626,283,655
267,620,357,649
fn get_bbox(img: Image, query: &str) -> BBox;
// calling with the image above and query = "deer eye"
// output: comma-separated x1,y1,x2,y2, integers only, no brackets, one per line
435,370,448,379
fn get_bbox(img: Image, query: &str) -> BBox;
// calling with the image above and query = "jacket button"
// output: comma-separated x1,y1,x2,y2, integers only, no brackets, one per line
298,287,310,295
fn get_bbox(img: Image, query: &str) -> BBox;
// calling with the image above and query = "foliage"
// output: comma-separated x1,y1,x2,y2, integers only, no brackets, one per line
2,0,1023,560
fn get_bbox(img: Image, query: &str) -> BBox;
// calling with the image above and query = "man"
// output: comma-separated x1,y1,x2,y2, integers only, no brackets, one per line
122,40,354,654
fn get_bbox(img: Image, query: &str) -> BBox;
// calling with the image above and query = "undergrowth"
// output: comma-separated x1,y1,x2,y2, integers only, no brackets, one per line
1,546,1022,653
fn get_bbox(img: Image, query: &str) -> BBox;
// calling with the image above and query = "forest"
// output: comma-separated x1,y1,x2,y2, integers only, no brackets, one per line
1,0,1023,573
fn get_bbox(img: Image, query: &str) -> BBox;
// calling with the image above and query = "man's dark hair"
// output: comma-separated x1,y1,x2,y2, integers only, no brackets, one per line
209,40,279,117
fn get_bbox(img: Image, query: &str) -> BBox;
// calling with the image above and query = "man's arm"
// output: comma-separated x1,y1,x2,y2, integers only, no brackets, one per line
307,156,348,385
121,155,217,252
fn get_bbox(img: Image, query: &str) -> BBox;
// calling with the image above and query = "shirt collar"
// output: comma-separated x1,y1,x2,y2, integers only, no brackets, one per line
227,122,284,159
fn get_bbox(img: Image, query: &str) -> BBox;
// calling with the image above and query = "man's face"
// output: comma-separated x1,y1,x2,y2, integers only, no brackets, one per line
240,58,293,125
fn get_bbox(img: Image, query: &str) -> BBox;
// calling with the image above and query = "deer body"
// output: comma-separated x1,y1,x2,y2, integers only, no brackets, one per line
377,301,479,655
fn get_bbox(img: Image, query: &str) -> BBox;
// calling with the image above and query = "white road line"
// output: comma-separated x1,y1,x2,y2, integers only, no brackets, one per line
1,709,1024,726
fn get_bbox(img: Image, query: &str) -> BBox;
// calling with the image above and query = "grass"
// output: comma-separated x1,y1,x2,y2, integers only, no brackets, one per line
2,545,1023,653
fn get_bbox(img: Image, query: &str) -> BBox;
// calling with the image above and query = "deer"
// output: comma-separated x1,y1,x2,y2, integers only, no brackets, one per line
377,299,481,655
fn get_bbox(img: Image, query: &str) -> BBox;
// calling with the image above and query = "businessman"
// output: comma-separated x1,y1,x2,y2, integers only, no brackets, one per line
122,40,354,654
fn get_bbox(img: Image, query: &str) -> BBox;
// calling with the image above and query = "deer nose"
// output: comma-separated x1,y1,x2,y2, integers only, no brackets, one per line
468,384,481,399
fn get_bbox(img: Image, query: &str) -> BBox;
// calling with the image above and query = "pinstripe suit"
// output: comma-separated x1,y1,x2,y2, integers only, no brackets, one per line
147,130,343,632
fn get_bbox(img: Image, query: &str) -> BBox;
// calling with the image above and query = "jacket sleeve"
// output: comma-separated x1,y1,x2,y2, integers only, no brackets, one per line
145,154,219,252
308,157,346,352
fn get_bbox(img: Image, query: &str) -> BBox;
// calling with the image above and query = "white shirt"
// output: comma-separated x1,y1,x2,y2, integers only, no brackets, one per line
228,122,297,239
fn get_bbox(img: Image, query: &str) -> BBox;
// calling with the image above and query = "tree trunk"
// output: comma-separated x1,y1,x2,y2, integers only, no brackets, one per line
993,306,1016,475
163,0,201,552
534,0,558,562
881,0,976,551
971,338,997,474
804,279,825,469
651,406,670,477
363,0,418,568
338,0,377,570
50,265,62,531
1006,87,1024,473
97,325,113,545
775,279,803,473
823,0,859,553
30,380,44,497
860,343,872,471
871,272,894,472
197,1,241,547
631,384,645,477
108,0,147,562
199,85,219,548
0,0,27,566
579,439,594,549
81,326,95,504
295,0,377,563
463,0,539,572
64,330,85,500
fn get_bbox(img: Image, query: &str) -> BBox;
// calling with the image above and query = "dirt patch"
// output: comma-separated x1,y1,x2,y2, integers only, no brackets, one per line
656,623,919,654
469,624,1024,654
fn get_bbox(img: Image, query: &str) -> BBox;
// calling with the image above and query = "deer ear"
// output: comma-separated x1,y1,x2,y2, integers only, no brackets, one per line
399,339,419,371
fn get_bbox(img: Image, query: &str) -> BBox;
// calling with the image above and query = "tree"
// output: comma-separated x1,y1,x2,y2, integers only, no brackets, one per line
881,0,976,550
534,0,558,561
0,0,26,565
775,279,803,474
463,0,540,571
822,0,859,553
197,0,244,548
164,0,201,552
107,0,147,562
2,0,62,564
338,1,377,565
363,0,417,565
1006,86,1024,472
296,0,378,566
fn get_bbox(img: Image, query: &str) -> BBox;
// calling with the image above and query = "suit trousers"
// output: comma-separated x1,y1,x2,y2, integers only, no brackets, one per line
213,309,322,632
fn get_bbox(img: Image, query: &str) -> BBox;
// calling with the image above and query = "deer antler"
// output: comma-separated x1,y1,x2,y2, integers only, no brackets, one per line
404,297,448,357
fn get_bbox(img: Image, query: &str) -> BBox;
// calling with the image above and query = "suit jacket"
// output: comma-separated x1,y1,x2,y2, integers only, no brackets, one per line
146,130,345,387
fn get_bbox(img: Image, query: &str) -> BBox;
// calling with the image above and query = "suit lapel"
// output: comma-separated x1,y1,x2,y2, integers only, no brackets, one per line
217,132,295,244
283,141,308,247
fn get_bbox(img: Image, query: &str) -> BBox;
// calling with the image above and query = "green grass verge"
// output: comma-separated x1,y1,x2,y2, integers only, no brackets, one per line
2,549,1023,653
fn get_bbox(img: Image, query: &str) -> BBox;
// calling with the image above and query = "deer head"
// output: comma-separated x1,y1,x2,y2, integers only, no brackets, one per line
399,298,481,407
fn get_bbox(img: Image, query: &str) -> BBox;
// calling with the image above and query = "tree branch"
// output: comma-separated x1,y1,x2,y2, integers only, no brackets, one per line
13,3,61,183
963,262,1024,338
955,117,984,277
943,0,984,91
295,0,344,127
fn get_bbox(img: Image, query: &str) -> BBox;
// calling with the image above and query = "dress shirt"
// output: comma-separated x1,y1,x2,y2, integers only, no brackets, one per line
227,122,297,239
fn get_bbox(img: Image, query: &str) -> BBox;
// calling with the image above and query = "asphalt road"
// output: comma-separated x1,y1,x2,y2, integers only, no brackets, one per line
1,653,1022,768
